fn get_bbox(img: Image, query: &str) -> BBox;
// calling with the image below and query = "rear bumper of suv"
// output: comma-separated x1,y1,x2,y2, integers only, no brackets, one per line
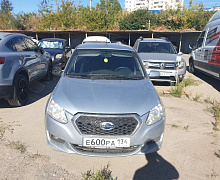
0,85,13,99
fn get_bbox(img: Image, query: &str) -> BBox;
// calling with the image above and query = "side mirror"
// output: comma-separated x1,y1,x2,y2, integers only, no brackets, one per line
148,70,160,79
39,47,45,54
189,42,194,50
65,46,71,50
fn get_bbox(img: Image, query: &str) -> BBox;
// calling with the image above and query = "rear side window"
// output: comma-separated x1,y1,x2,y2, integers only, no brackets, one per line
23,38,39,51
205,27,219,46
9,37,29,52
6,40,14,51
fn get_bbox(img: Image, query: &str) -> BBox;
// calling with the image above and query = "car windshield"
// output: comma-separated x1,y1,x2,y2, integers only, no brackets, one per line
138,42,176,54
38,40,64,49
65,49,146,80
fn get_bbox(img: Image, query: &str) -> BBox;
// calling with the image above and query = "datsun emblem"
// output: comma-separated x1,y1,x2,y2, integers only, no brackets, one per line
100,122,115,130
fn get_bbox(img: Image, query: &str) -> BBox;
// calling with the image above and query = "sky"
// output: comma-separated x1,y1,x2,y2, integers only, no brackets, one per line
10,0,220,14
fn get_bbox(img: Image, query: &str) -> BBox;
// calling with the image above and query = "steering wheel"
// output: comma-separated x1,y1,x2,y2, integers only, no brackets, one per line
114,67,131,72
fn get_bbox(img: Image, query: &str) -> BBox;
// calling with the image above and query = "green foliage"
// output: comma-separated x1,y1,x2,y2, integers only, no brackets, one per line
7,141,27,153
206,101,220,131
119,9,156,30
0,0,13,14
0,0,216,31
170,82,185,98
170,77,200,98
82,164,117,180
193,93,203,102
183,76,198,87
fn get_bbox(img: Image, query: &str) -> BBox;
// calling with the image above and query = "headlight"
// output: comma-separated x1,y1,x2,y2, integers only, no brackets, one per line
144,61,149,68
146,102,165,125
47,99,68,123
55,54,63,60
178,61,185,69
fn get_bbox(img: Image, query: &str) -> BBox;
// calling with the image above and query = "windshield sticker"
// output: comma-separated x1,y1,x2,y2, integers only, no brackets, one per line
104,58,108,63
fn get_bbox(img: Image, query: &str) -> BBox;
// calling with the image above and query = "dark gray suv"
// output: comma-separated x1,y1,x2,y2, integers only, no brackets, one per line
0,32,53,107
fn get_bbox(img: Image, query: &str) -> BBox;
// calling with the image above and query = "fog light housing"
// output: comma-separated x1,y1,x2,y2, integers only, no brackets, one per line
50,134,65,144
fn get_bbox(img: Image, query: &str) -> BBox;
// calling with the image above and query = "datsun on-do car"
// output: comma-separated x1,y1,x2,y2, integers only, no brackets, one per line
45,43,165,157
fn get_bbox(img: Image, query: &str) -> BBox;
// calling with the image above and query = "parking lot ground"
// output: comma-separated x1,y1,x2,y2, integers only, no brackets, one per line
0,54,220,180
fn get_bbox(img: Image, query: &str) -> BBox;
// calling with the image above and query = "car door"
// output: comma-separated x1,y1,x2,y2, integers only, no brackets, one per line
23,37,48,78
205,26,220,64
11,37,39,81
194,30,207,62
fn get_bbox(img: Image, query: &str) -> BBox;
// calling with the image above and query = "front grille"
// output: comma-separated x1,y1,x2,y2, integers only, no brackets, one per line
148,62,176,70
71,144,140,155
75,115,139,135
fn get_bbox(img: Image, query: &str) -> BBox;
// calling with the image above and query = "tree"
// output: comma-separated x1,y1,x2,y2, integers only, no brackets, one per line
0,0,14,29
0,0,13,14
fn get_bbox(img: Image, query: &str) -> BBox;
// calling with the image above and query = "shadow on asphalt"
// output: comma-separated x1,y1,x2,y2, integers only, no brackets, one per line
152,81,171,87
0,73,60,108
133,152,179,180
186,66,220,92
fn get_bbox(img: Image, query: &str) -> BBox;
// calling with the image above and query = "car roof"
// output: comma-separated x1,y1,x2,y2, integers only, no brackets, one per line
139,38,170,43
76,43,135,52
39,38,66,42
82,36,111,43
0,32,26,39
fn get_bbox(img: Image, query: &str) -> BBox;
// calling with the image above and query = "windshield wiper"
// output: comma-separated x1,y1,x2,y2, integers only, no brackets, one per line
66,74,91,79
89,75,142,80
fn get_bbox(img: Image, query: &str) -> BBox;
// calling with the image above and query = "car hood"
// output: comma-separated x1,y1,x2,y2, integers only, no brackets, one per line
52,77,159,116
138,53,180,62
44,49,64,57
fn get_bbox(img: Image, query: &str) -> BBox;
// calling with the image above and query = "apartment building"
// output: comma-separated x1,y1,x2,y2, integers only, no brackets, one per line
125,0,184,12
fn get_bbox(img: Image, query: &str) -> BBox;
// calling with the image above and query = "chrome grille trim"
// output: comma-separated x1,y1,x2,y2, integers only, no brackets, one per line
146,62,176,70
73,114,140,136
71,144,141,155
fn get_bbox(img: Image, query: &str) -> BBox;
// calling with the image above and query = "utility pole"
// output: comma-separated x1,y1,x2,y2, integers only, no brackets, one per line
90,0,92,10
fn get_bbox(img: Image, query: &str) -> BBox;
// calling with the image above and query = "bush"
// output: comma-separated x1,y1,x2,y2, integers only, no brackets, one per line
82,164,117,180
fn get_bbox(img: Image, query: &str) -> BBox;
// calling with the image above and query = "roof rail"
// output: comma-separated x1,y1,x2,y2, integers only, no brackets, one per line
139,36,143,40
159,37,170,41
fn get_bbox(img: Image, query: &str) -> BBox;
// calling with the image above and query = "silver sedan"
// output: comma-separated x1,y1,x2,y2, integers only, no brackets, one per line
45,43,165,157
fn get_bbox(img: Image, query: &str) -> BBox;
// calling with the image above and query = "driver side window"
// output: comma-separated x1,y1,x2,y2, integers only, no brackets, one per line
196,31,206,48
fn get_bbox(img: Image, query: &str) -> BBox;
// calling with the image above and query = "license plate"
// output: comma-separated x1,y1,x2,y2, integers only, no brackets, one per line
83,138,130,148
160,72,170,76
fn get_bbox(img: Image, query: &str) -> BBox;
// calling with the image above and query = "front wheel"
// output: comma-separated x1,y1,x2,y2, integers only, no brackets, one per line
44,61,53,81
8,74,29,107
189,59,195,74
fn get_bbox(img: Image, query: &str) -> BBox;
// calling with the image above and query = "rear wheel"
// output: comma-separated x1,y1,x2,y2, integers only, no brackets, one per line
8,74,29,107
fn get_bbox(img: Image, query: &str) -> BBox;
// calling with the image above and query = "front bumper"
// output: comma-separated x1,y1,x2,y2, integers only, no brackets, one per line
45,112,165,157
146,69,186,82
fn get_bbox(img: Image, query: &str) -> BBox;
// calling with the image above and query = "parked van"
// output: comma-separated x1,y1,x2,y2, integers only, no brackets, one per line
189,11,220,80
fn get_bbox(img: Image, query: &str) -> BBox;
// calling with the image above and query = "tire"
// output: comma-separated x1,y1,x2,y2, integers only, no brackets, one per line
189,59,195,74
44,61,53,81
8,74,29,107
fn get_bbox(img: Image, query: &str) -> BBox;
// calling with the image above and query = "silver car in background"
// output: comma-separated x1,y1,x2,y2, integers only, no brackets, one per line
0,32,53,107
134,37,186,82
45,43,165,157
